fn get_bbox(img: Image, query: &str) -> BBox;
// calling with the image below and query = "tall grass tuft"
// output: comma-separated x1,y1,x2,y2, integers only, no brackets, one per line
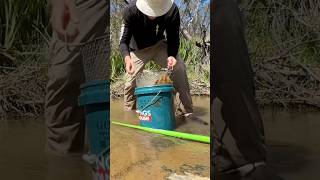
0,0,49,65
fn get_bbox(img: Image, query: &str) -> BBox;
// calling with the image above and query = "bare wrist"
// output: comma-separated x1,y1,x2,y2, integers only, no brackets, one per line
124,55,131,63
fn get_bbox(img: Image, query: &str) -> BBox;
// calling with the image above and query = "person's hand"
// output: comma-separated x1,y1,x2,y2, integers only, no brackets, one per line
167,56,177,70
125,56,135,74
51,0,80,42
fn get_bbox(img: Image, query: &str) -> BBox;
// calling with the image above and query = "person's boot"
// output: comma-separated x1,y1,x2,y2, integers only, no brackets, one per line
214,171,242,180
212,146,240,179
175,107,208,125
244,164,285,180
219,162,285,180
184,113,209,125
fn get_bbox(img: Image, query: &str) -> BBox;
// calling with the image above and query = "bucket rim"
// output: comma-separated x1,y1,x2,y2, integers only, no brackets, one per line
80,80,109,89
134,84,174,95
135,84,173,90
79,91,110,105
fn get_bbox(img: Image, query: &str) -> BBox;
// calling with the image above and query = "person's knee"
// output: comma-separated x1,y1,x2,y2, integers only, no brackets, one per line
124,74,136,90
47,63,84,93
124,84,135,95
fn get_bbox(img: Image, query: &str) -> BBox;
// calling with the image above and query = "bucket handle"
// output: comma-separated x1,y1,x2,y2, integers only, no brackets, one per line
136,90,162,114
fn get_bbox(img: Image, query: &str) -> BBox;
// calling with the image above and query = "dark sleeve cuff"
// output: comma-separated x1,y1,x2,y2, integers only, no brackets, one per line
167,48,178,58
120,43,130,58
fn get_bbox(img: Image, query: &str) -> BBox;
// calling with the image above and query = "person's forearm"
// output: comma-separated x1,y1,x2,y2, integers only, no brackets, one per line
167,23,180,57
120,10,132,59
166,5,180,58
119,24,131,58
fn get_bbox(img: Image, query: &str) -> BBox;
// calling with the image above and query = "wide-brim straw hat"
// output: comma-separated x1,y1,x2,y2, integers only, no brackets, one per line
136,0,174,17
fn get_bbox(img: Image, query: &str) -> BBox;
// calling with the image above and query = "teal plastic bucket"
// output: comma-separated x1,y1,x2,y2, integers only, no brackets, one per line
134,84,175,130
79,80,109,178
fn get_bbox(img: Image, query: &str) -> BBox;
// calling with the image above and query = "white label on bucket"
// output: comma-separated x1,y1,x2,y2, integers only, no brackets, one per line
138,110,152,121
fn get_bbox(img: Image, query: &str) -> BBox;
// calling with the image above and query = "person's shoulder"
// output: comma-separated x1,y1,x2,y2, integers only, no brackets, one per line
166,3,179,17
124,1,139,14
172,2,178,10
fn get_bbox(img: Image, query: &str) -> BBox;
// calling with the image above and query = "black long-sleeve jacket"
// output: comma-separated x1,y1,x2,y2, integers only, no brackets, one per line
119,2,180,59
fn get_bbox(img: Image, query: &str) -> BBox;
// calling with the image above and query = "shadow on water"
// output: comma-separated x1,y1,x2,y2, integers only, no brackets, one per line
261,108,320,180
174,107,209,129
194,106,209,117
267,142,311,174
175,116,187,128
0,117,93,180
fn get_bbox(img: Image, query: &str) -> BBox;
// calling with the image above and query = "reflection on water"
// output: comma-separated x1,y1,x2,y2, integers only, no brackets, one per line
110,97,211,179
0,118,92,180
261,108,320,180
